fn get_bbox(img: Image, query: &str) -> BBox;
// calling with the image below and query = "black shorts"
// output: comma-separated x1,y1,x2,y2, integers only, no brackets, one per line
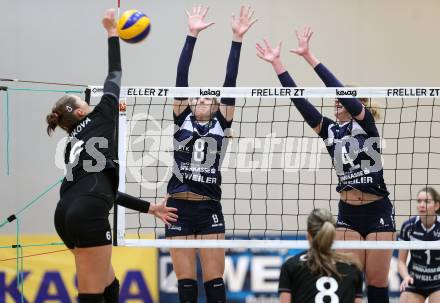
165,198,225,237
404,285,440,298
54,172,115,249
336,196,395,238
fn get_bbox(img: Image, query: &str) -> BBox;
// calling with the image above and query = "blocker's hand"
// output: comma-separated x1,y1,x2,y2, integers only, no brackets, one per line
290,26,314,57
256,39,282,64
186,5,215,37
231,5,258,42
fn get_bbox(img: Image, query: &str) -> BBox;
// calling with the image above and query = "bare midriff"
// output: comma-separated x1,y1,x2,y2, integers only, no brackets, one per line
340,189,383,205
170,191,211,201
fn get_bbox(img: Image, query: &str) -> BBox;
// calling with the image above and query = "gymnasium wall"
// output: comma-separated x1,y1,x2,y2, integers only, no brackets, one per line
1,0,439,234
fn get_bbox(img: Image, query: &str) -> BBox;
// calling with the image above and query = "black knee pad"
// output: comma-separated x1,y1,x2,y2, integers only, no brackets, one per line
178,279,198,303
204,278,225,303
104,278,119,303
367,285,389,303
78,293,104,303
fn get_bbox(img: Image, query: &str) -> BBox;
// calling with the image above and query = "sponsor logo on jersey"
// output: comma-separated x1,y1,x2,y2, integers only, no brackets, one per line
167,225,182,231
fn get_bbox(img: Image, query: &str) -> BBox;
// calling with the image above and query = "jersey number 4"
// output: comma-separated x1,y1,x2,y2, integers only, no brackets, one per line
341,146,355,168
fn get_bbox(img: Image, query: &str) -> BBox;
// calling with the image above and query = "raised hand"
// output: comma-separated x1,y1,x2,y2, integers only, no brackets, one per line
186,5,215,37
290,26,314,57
102,8,117,36
256,39,282,64
149,195,178,226
231,5,258,42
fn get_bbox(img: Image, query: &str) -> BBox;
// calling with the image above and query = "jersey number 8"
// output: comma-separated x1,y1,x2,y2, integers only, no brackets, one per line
315,276,339,303
193,138,206,162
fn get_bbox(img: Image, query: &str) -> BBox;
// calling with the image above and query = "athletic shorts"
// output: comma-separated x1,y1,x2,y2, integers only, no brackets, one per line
336,196,395,238
54,172,115,249
165,197,225,237
404,285,440,298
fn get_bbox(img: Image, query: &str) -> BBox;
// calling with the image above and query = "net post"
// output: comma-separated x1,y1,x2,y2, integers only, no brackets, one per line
114,98,127,246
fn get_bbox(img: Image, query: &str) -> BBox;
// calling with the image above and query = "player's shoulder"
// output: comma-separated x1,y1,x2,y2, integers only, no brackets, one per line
283,251,308,270
433,216,440,230
401,216,419,229
399,216,420,240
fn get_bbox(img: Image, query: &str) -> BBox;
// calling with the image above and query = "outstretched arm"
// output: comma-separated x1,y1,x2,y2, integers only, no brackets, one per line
291,27,367,121
97,9,121,118
174,5,214,117
256,39,324,134
220,6,257,122
115,192,178,226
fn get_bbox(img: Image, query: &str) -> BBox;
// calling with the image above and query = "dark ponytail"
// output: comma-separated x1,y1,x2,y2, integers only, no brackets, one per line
46,95,80,135
46,111,60,135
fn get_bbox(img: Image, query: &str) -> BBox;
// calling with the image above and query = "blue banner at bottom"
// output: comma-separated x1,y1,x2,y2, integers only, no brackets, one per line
158,236,402,303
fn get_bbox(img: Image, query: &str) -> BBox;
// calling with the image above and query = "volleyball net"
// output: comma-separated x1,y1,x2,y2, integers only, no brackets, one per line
87,86,440,249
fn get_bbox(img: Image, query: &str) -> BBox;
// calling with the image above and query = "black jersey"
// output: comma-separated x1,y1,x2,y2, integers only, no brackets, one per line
61,95,119,194
319,115,389,197
399,216,440,288
60,37,121,195
167,107,231,201
279,251,363,303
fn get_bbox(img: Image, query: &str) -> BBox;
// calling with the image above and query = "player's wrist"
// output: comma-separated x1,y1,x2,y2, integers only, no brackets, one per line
272,58,285,74
303,52,320,68
188,29,200,37
148,203,156,215
302,51,314,61
232,33,243,42
107,29,118,37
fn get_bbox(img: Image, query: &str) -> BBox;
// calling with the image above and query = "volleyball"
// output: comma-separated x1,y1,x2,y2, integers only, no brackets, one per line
117,10,151,43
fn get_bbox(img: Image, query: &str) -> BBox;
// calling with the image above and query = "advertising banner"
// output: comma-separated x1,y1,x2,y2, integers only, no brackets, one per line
0,235,157,303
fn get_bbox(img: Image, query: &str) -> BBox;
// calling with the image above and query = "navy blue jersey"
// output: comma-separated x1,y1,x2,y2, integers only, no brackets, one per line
399,216,440,288
319,114,389,197
167,107,231,201
279,251,363,303
61,94,119,195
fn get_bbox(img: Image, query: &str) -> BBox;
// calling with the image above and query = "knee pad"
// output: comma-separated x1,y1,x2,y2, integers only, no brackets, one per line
78,293,104,303
104,278,119,303
204,278,225,303
367,285,389,303
178,279,198,303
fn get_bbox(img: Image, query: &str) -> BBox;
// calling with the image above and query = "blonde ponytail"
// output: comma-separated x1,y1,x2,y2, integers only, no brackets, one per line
359,98,381,121
307,209,359,279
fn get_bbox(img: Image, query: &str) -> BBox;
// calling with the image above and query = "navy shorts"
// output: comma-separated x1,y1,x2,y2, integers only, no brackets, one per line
404,285,440,298
54,172,115,249
165,198,225,237
336,196,395,238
